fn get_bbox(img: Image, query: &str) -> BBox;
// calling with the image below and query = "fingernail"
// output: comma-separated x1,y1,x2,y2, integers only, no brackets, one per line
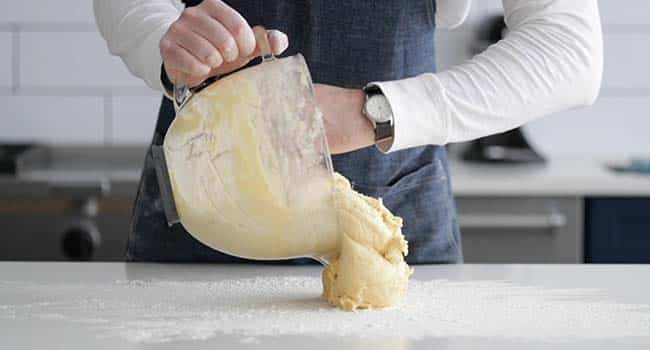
198,65,211,76
270,30,289,54
222,45,237,62
206,54,221,67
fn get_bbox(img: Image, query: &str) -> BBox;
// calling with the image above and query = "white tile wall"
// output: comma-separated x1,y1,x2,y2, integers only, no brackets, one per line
526,97,650,157
434,1,650,157
111,96,161,144
473,0,650,26
0,0,94,23
0,0,649,156
0,96,104,144
0,0,159,146
0,33,11,87
19,31,146,88
603,33,650,89
599,0,650,25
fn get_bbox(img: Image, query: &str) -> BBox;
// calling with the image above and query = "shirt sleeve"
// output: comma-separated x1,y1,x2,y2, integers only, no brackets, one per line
369,0,603,152
93,0,184,93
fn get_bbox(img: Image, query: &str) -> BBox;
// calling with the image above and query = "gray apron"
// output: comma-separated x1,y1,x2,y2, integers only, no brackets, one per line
127,0,463,264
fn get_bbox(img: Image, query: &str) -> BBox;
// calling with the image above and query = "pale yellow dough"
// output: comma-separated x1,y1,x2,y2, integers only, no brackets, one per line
324,174,414,311
164,57,412,312
164,60,338,260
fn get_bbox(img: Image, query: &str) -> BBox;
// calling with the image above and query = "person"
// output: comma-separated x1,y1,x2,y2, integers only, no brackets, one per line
94,0,602,264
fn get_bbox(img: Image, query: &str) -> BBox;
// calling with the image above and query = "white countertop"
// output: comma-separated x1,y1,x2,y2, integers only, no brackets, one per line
449,157,650,197
2,149,650,198
1,262,649,349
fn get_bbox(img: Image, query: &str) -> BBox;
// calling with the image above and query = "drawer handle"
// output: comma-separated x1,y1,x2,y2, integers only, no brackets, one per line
458,213,567,229
50,180,110,199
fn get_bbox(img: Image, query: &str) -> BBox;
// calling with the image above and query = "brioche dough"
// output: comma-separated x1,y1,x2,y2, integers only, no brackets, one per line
324,174,413,311
164,59,338,260
163,56,412,311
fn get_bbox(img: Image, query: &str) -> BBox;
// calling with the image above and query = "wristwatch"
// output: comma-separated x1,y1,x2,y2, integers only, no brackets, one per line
363,86,395,152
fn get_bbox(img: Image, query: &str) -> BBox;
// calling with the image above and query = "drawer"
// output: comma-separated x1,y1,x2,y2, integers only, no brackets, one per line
586,198,650,263
0,198,132,261
455,197,583,263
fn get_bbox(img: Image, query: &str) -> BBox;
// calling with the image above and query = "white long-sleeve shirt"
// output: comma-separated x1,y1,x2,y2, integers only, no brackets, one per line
94,0,603,152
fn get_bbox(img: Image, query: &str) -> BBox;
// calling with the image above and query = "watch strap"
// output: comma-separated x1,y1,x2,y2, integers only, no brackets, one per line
363,85,395,152
363,84,383,97
375,121,394,152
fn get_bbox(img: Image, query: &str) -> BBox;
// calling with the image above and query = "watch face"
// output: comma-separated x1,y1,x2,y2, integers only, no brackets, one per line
365,94,393,124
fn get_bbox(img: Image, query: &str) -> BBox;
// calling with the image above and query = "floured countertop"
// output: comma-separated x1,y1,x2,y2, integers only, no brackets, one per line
1,262,650,350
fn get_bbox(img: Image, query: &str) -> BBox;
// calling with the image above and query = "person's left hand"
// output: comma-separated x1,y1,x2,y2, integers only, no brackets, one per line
313,84,375,154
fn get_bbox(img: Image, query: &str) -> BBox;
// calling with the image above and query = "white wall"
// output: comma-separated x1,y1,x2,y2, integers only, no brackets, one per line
436,1,650,158
1,1,649,157
0,0,160,145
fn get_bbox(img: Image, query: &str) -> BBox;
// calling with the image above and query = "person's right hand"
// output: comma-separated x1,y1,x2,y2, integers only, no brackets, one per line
160,0,288,87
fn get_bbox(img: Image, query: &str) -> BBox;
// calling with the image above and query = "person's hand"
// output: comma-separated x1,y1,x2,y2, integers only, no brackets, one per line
160,0,289,87
314,84,375,155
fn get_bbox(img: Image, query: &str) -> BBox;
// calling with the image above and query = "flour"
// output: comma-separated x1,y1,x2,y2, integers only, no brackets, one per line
1,276,649,344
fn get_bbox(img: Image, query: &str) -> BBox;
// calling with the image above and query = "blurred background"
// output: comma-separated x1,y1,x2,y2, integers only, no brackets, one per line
0,1,649,263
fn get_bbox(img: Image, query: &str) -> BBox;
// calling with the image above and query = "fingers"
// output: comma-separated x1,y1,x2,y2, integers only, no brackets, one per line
165,66,205,88
160,34,211,78
267,30,289,55
211,28,289,75
160,0,290,86
183,8,238,63
201,0,256,56
244,27,288,58
171,19,223,68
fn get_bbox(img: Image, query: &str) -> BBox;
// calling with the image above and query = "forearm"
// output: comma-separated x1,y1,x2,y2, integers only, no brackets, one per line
93,0,183,92
372,0,603,151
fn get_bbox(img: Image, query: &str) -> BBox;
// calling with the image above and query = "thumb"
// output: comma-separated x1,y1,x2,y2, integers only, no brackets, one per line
213,28,289,76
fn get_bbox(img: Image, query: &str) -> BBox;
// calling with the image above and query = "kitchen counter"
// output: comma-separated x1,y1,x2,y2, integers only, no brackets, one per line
2,147,649,263
0,146,144,199
1,262,649,349
1,146,649,199
450,157,650,197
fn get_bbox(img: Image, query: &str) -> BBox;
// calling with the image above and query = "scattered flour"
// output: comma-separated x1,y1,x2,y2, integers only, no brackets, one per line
1,276,649,344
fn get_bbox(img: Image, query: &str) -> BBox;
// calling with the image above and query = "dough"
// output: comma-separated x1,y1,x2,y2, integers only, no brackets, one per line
323,174,414,311
164,57,338,260
164,56,412,311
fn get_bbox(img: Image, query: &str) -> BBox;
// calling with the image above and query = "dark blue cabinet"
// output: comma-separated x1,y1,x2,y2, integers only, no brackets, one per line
586,198,650,263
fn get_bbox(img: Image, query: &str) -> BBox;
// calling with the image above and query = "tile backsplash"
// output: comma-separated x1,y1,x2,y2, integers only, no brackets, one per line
19,31,141,88
0,32,11,87
0,0,159,146
439,1,650,157
1,95,104,144
1,1,650,157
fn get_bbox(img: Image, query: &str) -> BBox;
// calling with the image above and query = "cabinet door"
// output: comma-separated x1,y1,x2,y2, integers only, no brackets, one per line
0,198,132,261
456,197,583,263
586,198,650,263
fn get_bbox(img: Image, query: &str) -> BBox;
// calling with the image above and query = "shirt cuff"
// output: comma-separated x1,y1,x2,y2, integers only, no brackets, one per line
367,73,448,152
